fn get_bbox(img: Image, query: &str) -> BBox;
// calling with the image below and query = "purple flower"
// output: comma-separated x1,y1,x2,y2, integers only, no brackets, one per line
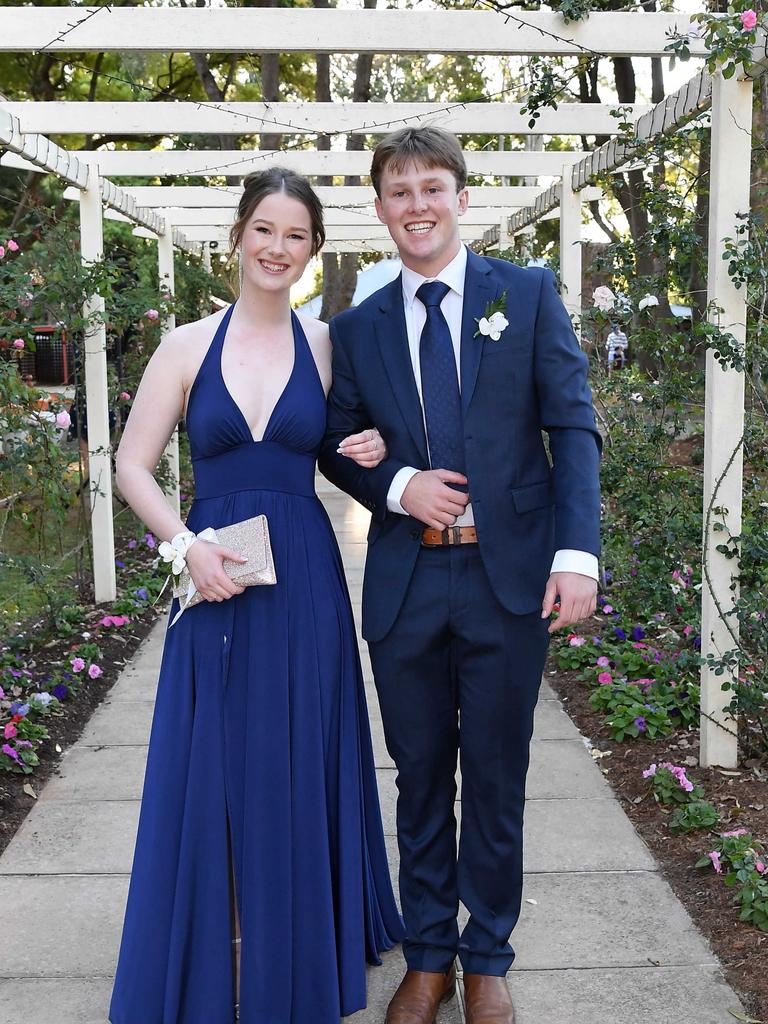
2,743,21,764
614,628,627,641
52,683,69,701
15,739,31,749
0,685,4,700
9,702,29,717
134,587,149,601
634,716,647,732
693,635,701,650
604,570,613,582
591,636,602,646
88,664,103,680
115,559,125,569
631,626,646,641
127,539,137,550
144,532,156,549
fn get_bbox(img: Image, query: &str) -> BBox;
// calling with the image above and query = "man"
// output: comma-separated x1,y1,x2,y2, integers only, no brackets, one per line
319,126,601,1024
606,322,628,373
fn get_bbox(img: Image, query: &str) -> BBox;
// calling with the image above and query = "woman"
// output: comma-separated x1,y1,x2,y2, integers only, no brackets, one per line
110,168,404,1024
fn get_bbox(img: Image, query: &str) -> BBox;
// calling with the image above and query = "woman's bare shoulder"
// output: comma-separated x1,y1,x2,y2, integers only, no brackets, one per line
296,312,330,347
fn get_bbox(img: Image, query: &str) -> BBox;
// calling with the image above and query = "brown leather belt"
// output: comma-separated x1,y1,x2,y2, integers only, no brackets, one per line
421,526,478,547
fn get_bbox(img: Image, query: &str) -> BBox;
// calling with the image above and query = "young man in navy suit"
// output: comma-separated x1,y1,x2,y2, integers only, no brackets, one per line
319,126,601,1024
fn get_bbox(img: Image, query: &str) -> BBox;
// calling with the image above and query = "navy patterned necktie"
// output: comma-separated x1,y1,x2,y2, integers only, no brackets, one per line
416,280,467,490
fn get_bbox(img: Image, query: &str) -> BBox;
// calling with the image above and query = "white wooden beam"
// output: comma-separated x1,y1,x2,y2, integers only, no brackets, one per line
0,107,88,188
0,8,710,57
157,229,180,519
559,161,582,333
699,71,752,769
4,148,588,178
66,184,590,209
4,101,653,138
79,169,116,604
134,224,489,245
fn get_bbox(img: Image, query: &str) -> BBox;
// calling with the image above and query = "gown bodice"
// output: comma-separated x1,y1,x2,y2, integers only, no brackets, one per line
184,303,326,501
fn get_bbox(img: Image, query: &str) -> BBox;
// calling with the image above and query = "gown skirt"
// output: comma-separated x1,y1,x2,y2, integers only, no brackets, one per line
109,305,404,1024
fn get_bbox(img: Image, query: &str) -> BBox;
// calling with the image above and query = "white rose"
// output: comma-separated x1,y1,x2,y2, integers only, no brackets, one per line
638,294,659,312
488,311,509,334
592,286,616,312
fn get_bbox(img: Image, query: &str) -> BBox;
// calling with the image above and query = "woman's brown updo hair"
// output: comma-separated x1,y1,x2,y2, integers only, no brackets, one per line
229,167,325,257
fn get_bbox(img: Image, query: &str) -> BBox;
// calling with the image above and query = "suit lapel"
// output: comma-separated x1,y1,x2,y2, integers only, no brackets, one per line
375,276,429,466
460,248,494,416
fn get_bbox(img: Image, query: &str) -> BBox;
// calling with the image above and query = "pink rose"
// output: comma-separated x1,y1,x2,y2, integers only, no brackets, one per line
13,338,24,350
120,391,131,401
71,657,85,672
569,636,586,647
88,664,103,679
597,672,613,685
4,722,17,740
55,410,71,429
740,9,758,30
6,239,19,252
144,308,159,321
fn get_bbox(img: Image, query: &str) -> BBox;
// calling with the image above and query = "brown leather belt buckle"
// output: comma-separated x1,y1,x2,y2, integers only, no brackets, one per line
421,526,478,547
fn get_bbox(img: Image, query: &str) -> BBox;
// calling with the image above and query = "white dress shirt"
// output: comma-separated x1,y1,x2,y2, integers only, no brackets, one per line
385,245,598,581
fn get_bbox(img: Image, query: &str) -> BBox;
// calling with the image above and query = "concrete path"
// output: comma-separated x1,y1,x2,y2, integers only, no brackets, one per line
0,479,744,1024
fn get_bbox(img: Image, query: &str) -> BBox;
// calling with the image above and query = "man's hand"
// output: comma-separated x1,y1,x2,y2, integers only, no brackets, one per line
541,572,597,634
400,469,469,529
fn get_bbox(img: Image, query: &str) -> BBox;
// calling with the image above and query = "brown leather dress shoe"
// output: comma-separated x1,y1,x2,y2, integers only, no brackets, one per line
385,964,457,1024
463,973,515,1024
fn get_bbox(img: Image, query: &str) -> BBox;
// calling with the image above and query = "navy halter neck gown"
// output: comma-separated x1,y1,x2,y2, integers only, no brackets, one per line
110,305,403,1024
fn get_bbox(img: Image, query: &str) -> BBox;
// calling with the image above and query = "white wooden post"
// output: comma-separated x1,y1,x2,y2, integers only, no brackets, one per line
79,168,116,603
700,71,753,768
499,213,513,253
158,227,180,517
559,162,582,339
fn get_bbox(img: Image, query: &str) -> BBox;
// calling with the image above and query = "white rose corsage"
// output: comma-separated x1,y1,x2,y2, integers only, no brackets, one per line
474,292,509,341
158,531,198,576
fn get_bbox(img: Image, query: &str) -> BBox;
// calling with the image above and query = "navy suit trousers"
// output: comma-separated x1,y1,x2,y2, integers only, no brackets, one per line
369,543,550,975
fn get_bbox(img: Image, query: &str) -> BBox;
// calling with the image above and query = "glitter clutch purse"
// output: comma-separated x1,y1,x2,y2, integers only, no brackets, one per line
172,514,276,614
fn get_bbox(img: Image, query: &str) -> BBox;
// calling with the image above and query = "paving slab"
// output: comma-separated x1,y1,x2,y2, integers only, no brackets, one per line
0,800,139,875
346,947,464,1024
39,744,147,802
527,739,610,799
498,872,718,970
0,978,115,1024
0,874,128,977
533,699,582,740
504,966,741,1024
79,700,154,746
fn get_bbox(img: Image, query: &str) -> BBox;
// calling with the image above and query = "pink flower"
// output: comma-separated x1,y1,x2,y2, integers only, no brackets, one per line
144,308,159,321
708,850,723,874
643,763,657,778
55,410,71,429
99,615,130,628
597,672,613,685
632,642,648,649
596,656,610,668
0,246,5,259
722,828,748,838
756,861,766,874
602,604,613,614
71,657,85,672
88,664,103,679
569,636,586,647
6,239,19,252
2,743,20,764
120,391,131,401
740,9,758,30
13,338,24,350
4,722,18,740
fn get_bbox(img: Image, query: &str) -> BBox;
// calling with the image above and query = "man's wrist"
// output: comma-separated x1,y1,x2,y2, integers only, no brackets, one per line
387,466,420,515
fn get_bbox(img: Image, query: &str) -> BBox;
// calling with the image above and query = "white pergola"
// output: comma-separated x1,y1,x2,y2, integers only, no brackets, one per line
1,5,764,768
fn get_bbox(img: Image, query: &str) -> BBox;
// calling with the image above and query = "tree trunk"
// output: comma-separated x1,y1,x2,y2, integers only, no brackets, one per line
250,0,282,151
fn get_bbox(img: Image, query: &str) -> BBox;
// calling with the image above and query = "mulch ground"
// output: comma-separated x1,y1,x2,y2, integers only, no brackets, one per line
548,638,768,1021
0,569,167,859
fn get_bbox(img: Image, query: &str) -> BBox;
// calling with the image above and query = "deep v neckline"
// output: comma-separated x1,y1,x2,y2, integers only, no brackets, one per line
218,305,298,445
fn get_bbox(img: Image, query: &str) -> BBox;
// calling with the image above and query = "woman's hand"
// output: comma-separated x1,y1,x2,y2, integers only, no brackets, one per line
184,539,247,602
337,427,387,468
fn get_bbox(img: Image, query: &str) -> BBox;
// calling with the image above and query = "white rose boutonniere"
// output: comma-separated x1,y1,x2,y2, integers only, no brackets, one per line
474,292,509,341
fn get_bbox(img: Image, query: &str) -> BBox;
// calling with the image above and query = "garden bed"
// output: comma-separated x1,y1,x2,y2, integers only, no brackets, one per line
0,529,169,857
548,638,768,1021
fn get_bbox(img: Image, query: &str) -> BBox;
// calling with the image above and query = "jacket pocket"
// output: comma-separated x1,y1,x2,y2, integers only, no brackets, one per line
510,479,554,514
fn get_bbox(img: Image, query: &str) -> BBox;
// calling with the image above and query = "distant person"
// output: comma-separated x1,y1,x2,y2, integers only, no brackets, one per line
606,323,628,373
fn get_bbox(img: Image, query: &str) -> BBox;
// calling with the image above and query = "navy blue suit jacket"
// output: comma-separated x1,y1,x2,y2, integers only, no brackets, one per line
318,248,602,643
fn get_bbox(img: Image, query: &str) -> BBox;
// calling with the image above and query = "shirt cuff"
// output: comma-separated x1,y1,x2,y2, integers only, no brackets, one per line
550,549,599,581
387,466,420,514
